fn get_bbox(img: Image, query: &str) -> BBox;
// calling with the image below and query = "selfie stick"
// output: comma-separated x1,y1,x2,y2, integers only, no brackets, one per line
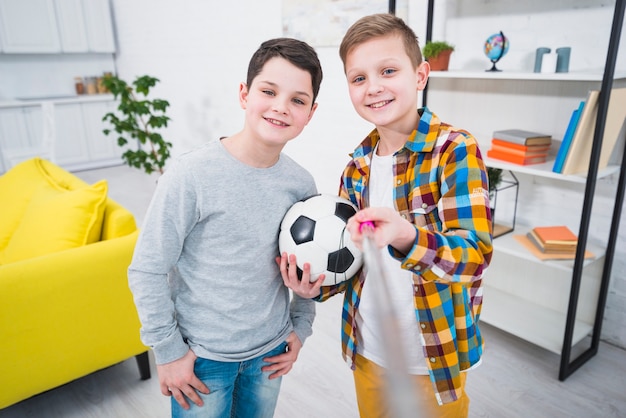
359,221,422,417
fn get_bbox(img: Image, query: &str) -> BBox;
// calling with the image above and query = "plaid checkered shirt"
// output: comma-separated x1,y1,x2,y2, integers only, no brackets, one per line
316,107,493,405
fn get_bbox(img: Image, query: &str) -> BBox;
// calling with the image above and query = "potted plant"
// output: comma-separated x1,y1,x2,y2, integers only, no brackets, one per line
102,74,172,175
422,41,455,71
487,166,503,198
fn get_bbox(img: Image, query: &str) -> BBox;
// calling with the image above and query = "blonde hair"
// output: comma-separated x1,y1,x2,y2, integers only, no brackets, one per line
339,13,422,71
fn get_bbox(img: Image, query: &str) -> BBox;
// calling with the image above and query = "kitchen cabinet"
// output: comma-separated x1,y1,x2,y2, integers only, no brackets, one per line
53,102,91,166
0,96,122,172
55,0,88,52
0,0,115,54
82,0,116,53
0,0,61,53
54,99,119,169
0,104,47,166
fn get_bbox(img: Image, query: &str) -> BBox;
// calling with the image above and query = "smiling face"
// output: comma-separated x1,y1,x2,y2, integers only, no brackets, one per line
344,34,428,135
239,57,318,149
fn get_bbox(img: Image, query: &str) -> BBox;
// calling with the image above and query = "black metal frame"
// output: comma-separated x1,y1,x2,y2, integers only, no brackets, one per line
422,0,625,380
560,0,625,380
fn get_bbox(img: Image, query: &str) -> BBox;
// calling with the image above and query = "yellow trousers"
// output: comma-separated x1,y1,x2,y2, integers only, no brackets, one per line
353,354,470,418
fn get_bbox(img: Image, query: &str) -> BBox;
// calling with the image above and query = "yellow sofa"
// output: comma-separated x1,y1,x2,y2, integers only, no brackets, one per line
0,158,149,409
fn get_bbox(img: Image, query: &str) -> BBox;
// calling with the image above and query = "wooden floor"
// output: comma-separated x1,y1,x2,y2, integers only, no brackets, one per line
2,165,624,418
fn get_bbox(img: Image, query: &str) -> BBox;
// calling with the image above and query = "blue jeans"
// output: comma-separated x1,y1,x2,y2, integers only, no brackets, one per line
171,342,287,418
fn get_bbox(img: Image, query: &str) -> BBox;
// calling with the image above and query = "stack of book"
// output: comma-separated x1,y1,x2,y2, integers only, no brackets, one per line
526,225,577,254
486,129,552,165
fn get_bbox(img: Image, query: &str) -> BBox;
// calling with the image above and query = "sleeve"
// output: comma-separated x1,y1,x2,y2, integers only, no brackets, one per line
289,293,316,343
127,162,199,364
289,176,319,341
391,134,493,284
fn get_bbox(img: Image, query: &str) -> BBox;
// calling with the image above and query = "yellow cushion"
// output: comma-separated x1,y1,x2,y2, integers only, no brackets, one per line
0,180,108,264
0,158,56,251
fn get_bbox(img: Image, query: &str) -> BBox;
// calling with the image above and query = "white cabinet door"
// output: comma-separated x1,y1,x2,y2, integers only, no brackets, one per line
0,0,61,53
0,106,46,169
81,100,120,163
54,0,88,52
53,103,90,166
0,108,28,149
82,0,115,53
1,99,121,172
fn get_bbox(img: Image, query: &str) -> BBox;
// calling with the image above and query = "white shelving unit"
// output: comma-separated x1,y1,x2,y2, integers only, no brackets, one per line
482,224,604,354
423,0,626,380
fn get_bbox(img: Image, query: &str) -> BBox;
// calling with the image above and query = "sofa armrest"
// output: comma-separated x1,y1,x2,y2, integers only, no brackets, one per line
0,230,147,409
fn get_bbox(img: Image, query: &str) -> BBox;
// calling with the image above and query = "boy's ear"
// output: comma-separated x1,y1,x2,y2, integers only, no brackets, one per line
416,61,430,90
239,82,249,109
306,102,319,124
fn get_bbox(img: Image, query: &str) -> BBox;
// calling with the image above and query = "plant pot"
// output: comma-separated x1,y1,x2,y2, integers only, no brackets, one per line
427,49,452,71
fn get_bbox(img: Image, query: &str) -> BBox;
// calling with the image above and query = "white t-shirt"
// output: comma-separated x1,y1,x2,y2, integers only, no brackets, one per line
356,148,428,375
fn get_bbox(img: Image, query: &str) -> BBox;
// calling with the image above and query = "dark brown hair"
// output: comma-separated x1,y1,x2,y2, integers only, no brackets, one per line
246,38,323,104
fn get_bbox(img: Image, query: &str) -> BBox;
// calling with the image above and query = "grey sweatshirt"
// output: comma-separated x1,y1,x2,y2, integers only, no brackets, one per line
128,139,317,365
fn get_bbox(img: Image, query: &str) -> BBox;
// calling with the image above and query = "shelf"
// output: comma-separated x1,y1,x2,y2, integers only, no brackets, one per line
493,224,606,270
0,94,114,108
484,157,620,183
428,70,626,82
480,287,593,354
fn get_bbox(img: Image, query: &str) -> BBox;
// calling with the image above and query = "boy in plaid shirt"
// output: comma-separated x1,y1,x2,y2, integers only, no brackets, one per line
280,13,493,417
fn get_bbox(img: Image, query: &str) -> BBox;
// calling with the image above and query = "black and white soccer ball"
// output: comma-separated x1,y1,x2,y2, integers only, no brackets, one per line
278,194,363,286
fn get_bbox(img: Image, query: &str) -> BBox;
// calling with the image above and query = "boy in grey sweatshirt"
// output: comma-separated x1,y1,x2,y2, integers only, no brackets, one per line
128,37,322,417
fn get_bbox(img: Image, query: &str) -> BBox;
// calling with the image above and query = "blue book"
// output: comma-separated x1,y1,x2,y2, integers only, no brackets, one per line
553,101,585,173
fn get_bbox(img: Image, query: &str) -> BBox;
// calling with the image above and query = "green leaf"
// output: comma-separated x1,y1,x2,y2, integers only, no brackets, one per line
103,73,171,175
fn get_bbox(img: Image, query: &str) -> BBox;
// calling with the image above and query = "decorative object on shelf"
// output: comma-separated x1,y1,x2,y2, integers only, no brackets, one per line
487,168,518,238
556,47,571,73
422,41,455,71
533,47,551,73
484,31,509,72
74,77,85,95
85,77,98,95
102,74,172,175
540,52,558,74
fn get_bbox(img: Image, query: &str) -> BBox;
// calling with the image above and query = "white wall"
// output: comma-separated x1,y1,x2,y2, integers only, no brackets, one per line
109,0,377,194
109,0,626,348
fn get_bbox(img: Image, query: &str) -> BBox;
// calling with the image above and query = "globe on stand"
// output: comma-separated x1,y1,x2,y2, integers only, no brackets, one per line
484,31,510,72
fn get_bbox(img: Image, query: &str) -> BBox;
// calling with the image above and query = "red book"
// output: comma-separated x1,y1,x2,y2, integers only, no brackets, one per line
487,149,547,165
491,139,551,153
490,143,549,158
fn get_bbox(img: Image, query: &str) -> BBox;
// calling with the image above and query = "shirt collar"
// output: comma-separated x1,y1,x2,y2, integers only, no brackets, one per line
350,107,441,165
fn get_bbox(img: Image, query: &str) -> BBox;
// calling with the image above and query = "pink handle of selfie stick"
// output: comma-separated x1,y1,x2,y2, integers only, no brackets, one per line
359,220,375,233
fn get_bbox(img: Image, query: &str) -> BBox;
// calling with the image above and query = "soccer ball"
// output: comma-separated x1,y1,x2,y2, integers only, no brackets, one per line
279,194,363,286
